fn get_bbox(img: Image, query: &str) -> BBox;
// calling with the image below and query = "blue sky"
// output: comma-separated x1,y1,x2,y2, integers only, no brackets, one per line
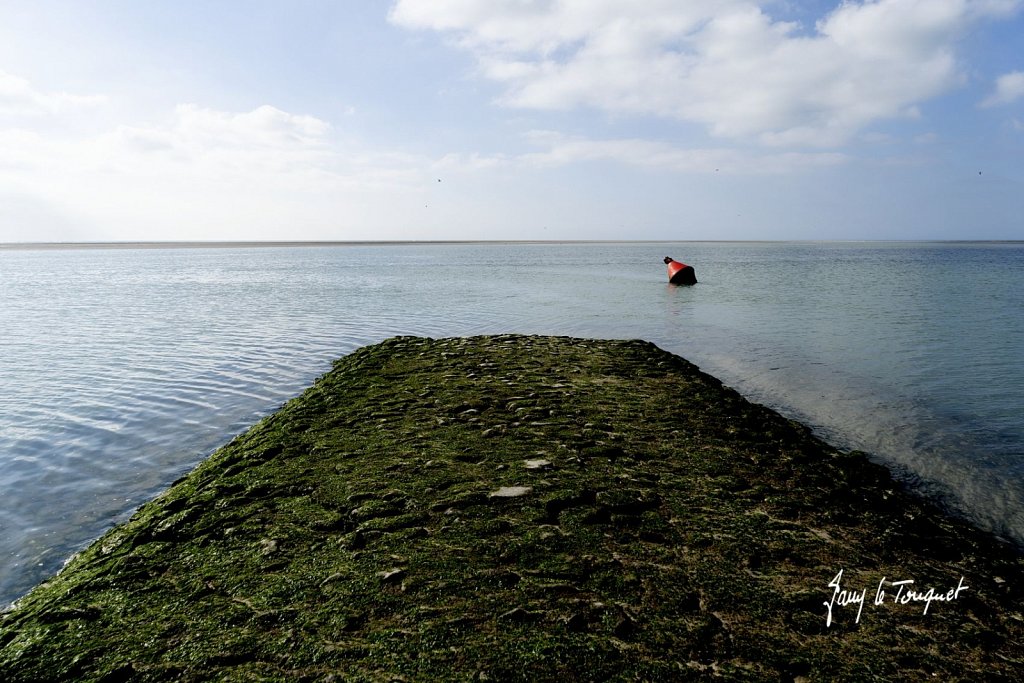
1,0,1022,242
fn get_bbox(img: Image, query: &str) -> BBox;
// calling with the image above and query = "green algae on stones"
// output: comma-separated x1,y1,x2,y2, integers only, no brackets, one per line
1,335,1022,682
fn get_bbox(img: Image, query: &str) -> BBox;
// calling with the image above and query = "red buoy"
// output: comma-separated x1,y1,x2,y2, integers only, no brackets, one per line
664,257,697,285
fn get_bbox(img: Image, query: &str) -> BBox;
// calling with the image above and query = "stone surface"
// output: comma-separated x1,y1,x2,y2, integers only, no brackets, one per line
488,486,533,498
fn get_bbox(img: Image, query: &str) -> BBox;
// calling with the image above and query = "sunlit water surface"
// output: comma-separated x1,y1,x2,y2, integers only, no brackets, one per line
1,242,1022,605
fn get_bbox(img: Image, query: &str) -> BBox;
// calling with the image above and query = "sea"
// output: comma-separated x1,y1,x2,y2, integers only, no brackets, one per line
1,241,1022,607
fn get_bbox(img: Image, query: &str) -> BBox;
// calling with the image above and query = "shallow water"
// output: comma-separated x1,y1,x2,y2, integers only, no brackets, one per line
1,241,1022,605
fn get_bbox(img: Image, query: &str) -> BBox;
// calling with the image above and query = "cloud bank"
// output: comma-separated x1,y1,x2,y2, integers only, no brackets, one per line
391,0,1022,147
0,99,433,242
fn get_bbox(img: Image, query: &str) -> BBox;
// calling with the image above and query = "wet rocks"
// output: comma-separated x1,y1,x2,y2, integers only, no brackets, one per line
3,334,1023,683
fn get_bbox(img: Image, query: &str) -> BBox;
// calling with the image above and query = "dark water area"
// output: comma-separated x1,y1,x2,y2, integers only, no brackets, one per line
1,241,1022,606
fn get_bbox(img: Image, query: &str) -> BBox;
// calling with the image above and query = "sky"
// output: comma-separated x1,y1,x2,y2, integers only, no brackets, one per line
0,0,1022,242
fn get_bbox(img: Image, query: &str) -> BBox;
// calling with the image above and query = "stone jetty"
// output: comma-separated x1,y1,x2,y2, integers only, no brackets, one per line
1,335,1021,681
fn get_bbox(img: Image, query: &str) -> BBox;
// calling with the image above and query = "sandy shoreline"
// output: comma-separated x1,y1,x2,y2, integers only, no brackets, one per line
1,335,1021,681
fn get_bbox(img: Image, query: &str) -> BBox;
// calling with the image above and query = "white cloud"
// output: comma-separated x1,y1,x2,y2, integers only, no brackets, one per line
101,104,337,177
426,129,846,175
980,70,1024,107
0,69,106,117
434,151,512,171
171,104,331,147
391,0,1022,147
2,103,340,183
516,130,846,172
0,101,434,241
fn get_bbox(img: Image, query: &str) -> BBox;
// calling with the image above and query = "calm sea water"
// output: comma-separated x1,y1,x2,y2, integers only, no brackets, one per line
1,242,1022,606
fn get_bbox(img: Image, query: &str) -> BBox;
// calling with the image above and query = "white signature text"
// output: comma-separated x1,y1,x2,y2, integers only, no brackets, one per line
824,569,969,627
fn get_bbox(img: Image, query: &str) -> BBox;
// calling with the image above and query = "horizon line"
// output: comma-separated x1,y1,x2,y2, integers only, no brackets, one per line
3,239,1023,251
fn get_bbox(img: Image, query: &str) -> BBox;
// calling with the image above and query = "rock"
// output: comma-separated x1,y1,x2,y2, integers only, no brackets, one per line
523,459,552,470
563,612,589,633
480,570,521,588
498,607,536,623
345,531,367,550
378,569,407,584
613,616,637,639
489,486,532,499
320,572,344,586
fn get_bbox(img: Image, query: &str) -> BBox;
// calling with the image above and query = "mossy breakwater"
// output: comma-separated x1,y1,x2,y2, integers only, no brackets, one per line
1,335,1022,681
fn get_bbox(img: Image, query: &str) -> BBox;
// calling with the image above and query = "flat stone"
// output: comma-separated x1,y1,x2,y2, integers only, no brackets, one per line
489,486,533,499
523,459,552,470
